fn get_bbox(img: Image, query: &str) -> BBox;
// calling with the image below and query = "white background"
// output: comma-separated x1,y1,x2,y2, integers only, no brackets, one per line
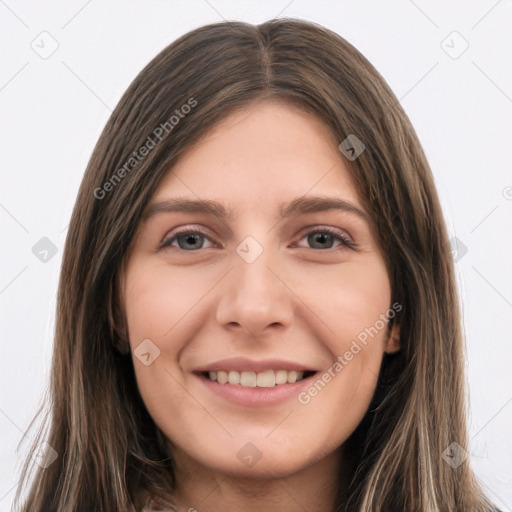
1,1,511,510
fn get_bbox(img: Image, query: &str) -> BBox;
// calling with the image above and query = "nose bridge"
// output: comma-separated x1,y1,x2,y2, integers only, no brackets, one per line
215,236,294,335
235,244,277,300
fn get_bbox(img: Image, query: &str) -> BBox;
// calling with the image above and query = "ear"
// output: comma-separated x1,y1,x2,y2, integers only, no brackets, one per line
384,321,400,354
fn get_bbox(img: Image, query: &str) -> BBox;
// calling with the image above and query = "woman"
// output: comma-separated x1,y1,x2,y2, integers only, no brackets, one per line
14,18,500,512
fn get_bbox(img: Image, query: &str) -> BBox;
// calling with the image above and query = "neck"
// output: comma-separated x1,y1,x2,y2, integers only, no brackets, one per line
164,445,348,512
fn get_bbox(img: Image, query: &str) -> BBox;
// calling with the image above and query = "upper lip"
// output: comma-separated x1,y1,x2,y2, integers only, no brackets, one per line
194,357,318,373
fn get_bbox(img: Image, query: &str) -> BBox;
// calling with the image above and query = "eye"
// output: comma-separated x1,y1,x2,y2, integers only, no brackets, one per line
160,226,356,252
161,227,214,251
296,227,356,250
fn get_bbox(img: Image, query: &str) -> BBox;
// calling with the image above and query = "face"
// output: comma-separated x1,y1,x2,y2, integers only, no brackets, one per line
122,100,400,479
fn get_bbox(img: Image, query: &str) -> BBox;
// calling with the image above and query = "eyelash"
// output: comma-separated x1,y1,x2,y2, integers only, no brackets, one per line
160,226,357,251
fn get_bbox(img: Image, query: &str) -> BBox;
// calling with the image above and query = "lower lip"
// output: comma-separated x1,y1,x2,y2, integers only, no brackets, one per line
196,373,317,408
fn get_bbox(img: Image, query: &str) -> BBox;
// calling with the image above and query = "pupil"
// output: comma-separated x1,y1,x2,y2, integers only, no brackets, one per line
308,232,333,249
179,234,202,250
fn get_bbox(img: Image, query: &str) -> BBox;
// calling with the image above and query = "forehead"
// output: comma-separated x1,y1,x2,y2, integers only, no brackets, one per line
152,100,362,211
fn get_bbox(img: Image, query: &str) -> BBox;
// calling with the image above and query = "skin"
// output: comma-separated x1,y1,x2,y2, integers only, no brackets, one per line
122,99,400,512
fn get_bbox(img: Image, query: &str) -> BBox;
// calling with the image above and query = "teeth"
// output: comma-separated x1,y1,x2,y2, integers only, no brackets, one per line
275,370,288,385
240,371,257,387
256,370,275,388
217,370,228,384
228,371,240,385
207,369,306,387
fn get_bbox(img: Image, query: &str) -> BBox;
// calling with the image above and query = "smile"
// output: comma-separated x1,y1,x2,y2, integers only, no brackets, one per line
193,357,320,407
205,369,315,387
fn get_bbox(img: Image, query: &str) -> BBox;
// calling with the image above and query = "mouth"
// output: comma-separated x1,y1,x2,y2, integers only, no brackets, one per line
193,368,319,408
199,369,317,388
192,357,321,407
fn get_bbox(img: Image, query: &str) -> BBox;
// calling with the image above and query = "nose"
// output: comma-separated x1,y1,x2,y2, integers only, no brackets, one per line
215,243,295,338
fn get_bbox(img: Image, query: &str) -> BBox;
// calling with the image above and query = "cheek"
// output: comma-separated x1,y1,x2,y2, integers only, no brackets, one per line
123,259,223,416
124,259,217,343
293,255,391,349
123,260,214,431
292,256,391,413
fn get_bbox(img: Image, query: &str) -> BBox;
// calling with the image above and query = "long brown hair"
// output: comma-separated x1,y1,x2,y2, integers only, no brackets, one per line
13,18,499,511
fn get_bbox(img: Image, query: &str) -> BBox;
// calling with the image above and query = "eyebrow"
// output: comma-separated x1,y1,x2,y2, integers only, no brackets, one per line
142,195,370,223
